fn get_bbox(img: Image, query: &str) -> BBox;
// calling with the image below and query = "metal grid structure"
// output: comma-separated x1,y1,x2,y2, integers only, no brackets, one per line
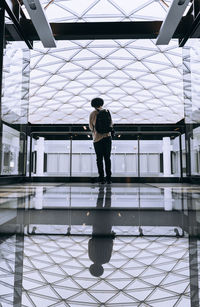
29,39,184,124
21,235,190,306
40,0,171,22
26,0,186,125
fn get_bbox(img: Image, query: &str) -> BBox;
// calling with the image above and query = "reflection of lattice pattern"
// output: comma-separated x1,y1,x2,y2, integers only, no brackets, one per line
0,236,16,306
40,0,170,23
22,235,190,306
29,39,184,124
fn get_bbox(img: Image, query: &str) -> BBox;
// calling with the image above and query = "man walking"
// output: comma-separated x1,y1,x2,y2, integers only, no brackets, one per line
89,97,113,184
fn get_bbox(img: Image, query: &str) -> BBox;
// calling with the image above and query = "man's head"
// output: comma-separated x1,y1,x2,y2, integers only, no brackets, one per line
91,97,104,109
89,263,104,277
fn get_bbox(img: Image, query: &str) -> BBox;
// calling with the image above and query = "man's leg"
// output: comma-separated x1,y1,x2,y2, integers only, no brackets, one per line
103,137,112,182
94,140,104,182
96,186,104,208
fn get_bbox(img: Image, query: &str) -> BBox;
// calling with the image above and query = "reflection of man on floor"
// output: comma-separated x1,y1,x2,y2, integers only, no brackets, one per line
89,186,115,277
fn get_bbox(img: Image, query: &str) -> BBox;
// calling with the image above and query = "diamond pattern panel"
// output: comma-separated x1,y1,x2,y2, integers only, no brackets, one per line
29,39,184,124
21,236,190,306
39,0,172,23
0,236,16,306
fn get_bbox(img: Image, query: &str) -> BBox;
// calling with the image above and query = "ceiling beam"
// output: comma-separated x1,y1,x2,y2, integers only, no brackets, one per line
156,0,191,45
2,0,33,48
5,16,192,41
23,0,56,48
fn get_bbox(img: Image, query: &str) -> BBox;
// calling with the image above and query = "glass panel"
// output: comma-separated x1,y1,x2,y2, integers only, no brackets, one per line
1,124,26,175
1,37,30,176
72,140,97,177
71,139,139,178
31,139,71,177
139,139,162,177
183,40,200,177
112,140,138,177
139,136,182,178
2,41,30,124
28,135,185,178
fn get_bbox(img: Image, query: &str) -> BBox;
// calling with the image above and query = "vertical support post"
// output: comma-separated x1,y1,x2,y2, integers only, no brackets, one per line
18,132,26,176
182,46,193,177
33,186,44,209
0,5,5,175
35,137,44,176
69,136,72,178
22,132,27,176
162,137,171,176
137,135,140,178
21,45,30,176
164,188,173,211
186,130,192,176
29,133,32,178
179,133,183,180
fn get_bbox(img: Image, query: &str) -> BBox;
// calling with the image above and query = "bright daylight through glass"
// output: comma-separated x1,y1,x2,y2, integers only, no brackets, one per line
29,39,184,124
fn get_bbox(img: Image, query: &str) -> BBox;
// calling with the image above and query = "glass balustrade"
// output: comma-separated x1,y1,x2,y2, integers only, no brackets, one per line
29,131,183,178
0,125,26,176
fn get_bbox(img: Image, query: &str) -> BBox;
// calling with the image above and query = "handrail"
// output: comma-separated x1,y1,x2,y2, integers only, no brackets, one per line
30,130,181,136
29,130,183,179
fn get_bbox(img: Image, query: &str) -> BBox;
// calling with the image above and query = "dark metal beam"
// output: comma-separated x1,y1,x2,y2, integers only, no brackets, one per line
2,0,32,48
0,4,5,175
4,16,192,41
13,234,24,307
189,237,200,307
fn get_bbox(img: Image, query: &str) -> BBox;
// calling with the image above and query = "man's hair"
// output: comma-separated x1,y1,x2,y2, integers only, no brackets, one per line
91,97,104,108
89,263,104,277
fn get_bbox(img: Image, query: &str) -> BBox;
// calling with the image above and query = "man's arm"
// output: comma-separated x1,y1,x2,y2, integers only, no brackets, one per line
89,112,94,131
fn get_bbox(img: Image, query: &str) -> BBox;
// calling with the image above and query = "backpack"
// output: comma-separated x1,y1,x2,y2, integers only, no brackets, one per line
95,109,112,134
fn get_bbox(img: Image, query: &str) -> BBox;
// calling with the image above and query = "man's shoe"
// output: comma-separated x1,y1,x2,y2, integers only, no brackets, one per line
99,177,106,184
106,179,112,184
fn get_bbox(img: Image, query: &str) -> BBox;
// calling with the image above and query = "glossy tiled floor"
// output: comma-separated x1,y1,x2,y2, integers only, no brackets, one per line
0,183,200,306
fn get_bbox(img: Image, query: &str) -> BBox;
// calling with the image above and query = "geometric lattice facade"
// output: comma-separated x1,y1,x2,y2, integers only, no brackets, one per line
41,0,172,23
29,39,184,124
22,236,190,306
26,0,186,124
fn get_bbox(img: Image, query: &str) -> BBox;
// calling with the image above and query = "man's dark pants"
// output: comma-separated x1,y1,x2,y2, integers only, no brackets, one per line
94,136,112,180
